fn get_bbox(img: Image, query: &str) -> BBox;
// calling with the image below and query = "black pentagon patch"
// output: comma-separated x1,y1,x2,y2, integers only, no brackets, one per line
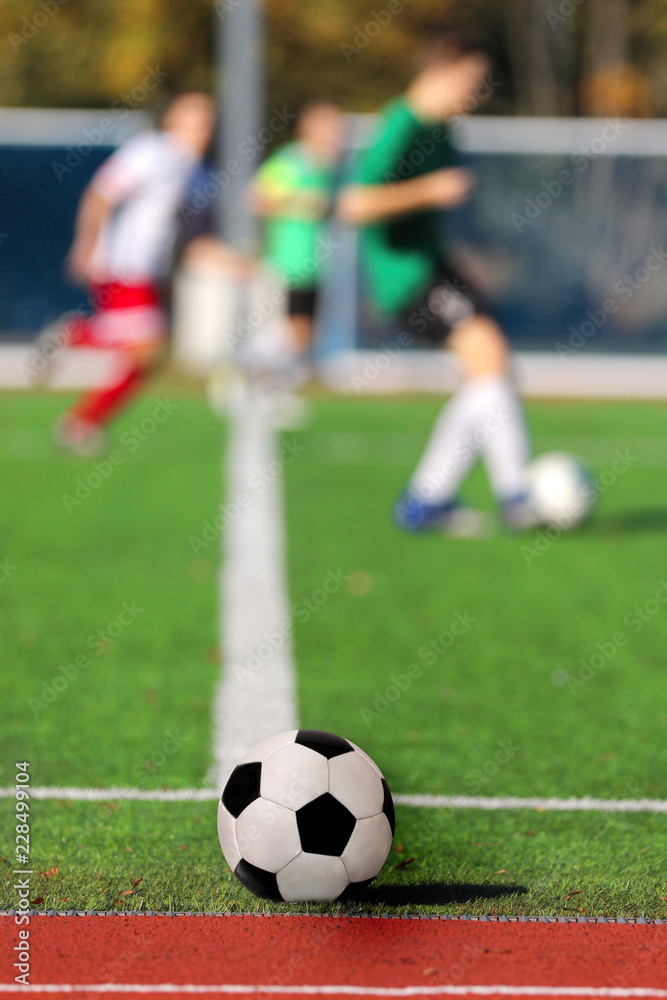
295,729,352,759
296,792,356,855
235,859,282,901
221,761,262,818
381,779,395,836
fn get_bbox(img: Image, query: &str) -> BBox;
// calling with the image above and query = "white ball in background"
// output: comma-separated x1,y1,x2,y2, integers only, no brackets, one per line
528,452,597,528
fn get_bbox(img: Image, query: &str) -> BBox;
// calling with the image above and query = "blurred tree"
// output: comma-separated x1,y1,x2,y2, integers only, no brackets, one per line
586,0,630,72
263,0,510,114
639,0,667,114
578,0,657,116
0,0,214,110
0,0,510,115
0,0,665,119
581,63,652,116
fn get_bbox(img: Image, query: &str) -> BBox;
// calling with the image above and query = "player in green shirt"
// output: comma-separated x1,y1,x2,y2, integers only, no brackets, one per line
339,30,535,534
254,103,344,367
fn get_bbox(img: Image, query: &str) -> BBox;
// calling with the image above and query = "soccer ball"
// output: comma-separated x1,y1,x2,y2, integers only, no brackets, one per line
217,729,395,902
527,452,596,528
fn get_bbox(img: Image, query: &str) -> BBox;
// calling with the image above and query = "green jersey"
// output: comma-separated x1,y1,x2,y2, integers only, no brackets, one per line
256,142,335,288
357,97,459,316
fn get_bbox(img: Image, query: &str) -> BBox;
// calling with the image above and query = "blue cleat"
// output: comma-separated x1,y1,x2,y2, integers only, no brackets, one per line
393,491,495,536
393,490,459,532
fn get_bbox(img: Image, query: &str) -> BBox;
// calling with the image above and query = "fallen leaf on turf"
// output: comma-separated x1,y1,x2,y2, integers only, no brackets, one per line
30,897,44,905
125,847,133,852
131,878,143,889
393,857,414,870
119,890,134,896
423,967,439,976
564,890,581,900
396,844,404,853
40,867,58,877
180,845,187,850
493,869,508,874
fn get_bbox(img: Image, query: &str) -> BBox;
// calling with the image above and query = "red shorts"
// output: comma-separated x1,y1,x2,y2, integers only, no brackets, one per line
67,282,166,349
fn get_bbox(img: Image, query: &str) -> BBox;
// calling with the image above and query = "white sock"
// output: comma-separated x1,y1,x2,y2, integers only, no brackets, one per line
480,376,531,500
409,375,530,505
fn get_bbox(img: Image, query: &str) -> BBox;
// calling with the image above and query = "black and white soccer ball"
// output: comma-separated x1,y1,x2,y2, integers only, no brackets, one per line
527,452,596,528
217,729,395,902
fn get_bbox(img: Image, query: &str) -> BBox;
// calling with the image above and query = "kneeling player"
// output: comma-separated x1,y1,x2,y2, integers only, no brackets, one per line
338,30,534,533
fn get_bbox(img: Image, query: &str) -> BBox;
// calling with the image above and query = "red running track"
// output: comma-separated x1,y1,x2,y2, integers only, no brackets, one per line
1,915,666,999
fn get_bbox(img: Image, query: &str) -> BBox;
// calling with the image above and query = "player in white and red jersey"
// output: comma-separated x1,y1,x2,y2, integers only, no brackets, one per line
50,91,216,454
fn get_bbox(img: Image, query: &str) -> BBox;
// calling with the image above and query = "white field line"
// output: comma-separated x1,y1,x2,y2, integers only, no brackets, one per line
0,787,220,802
395,794,667,813
208,402,298,789
0,983,666,997
1,787,666,813
3,408,666,817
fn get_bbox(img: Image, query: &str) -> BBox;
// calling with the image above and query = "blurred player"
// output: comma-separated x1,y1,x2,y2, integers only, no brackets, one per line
252,102,344,377
338,31,535,533
48,91,215,455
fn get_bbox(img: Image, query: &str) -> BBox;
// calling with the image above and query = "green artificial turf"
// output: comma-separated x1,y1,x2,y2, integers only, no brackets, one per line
1,390,666,916
286,398,667,804
1,802,664,917
0,387,222,788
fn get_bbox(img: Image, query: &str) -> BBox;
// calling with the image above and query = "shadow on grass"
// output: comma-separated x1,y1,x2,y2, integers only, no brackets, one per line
344,882,527,906
585,508,667,537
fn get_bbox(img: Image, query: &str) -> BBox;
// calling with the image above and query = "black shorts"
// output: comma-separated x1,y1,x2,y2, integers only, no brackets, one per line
288,287,318,318
402,265,489,345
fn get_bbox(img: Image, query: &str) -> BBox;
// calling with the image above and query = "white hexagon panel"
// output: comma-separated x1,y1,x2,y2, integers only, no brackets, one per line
260,742,329,810
235,798,300,872
328,751,385,819
217,801,242,872
341,813,394,883
237,730,299,765
277,853,350,903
